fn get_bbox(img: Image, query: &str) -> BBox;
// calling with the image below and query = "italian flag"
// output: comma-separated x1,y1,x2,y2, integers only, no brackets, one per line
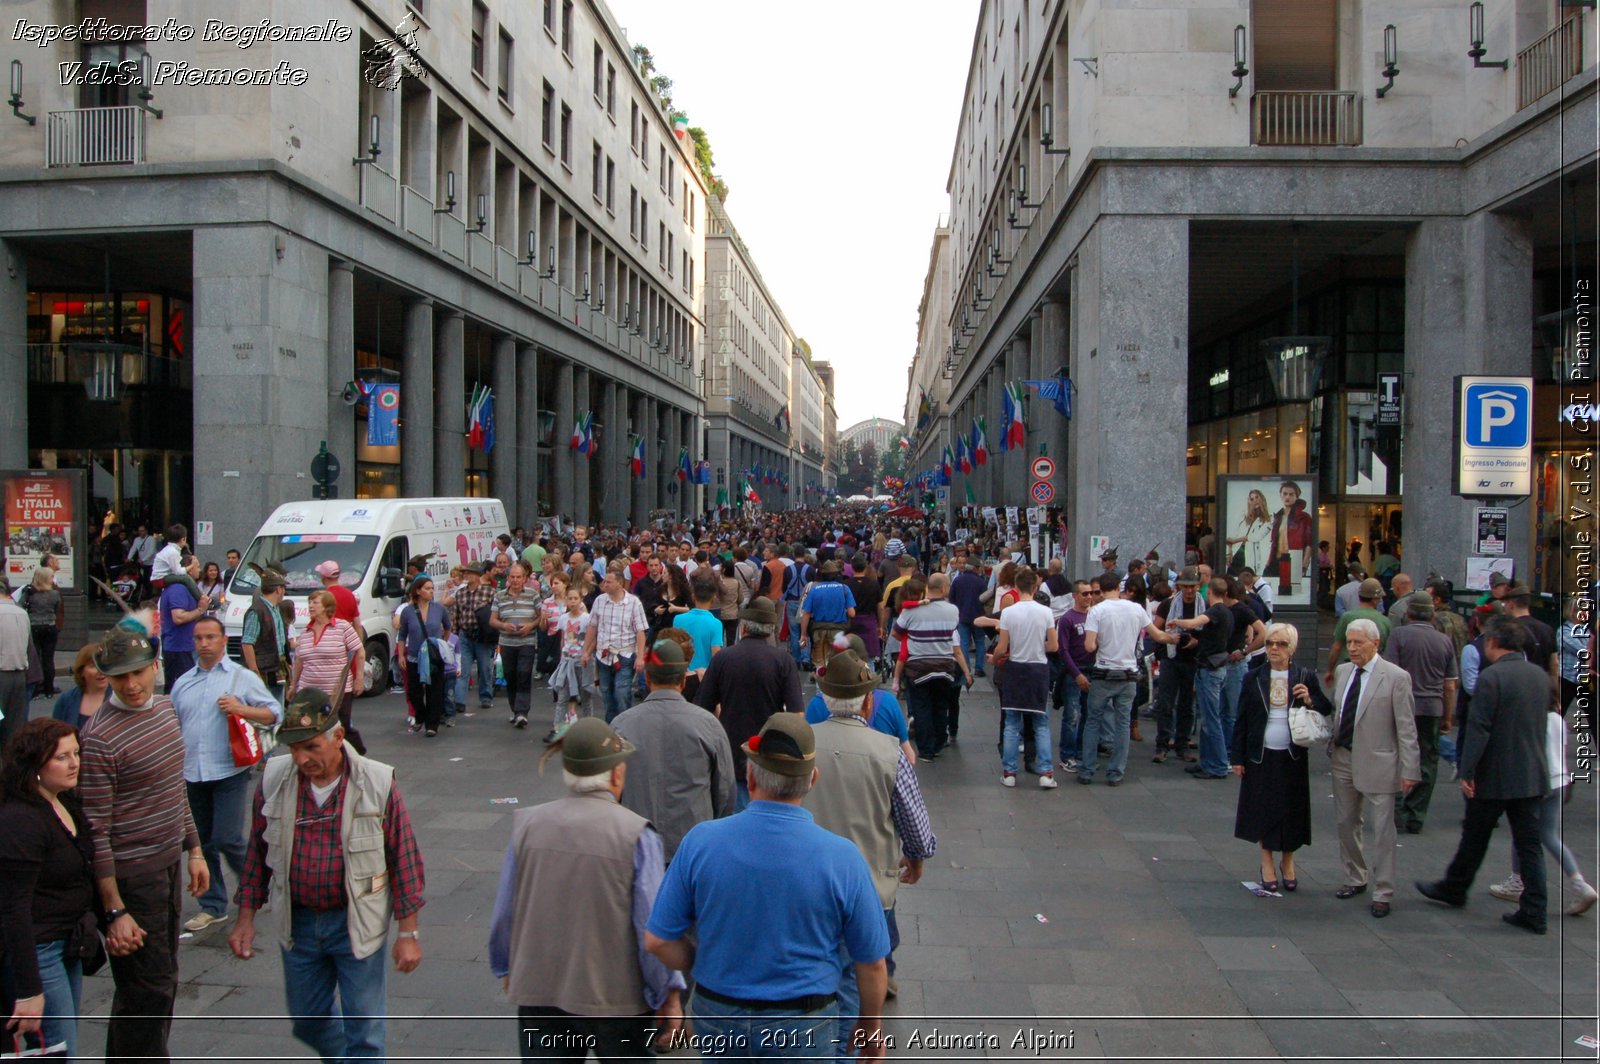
630,436,646,480
1005,382,1028,450
972,417,989,466
742,478,761,506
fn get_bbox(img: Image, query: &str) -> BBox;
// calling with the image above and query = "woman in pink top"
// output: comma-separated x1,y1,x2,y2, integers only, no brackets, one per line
287,590,366,752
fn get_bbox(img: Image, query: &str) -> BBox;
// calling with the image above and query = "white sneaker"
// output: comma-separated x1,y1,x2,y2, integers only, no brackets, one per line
1488,874,1524,902
1568,878,1599,916
1038,774,1059,790
1001,773,1017,788
184,911,230,932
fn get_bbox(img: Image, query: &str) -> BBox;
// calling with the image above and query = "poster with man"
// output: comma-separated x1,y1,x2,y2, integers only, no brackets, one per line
1218,475,1315,607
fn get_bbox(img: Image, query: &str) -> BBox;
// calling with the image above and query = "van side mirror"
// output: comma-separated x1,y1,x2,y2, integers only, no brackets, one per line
379,572,404,599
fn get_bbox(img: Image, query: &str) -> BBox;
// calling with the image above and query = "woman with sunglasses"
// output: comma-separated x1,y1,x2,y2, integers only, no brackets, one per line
1230,622,1333,892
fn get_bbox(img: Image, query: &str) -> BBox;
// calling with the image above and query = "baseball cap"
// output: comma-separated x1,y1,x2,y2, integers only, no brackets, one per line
314,560,341,579
1358,578,1384,600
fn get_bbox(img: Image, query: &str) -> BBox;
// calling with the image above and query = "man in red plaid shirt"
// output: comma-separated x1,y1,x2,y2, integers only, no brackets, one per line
229,688,426,1060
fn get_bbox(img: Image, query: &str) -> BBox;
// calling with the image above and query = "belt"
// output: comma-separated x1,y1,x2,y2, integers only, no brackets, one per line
1090,668,1138,682
694,985,837,1013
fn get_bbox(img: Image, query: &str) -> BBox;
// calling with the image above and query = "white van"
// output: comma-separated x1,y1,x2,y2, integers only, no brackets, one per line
222,498,510,694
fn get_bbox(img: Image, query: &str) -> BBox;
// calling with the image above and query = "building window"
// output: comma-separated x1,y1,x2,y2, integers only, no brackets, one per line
593,43,604,100
541,82,554,149
688,191,695,230
667,233,675,276
470,2,487,77
641,202,649,250
630,101,639,153
592,141,603,200
641,124,649,168
497,30,513,105
559,103,572,167
542,0,555,37
659,146,667,189
658,223,666,266
561,0,574,58
630,187,638,239
668,160,676,202
606,64,616,117
605,157,615,213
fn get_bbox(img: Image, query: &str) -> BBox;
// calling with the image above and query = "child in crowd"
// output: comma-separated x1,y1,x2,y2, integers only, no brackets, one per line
544,586,593,742
537,573,569,680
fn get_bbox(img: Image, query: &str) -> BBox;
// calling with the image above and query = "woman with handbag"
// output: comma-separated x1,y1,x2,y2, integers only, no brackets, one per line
0,718,101,1060
1230,622,1333,892
397,576,452,737
286,591,366,753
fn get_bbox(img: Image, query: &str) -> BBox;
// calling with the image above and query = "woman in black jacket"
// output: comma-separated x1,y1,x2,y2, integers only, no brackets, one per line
0,718,99,1060
1230,622,1333,892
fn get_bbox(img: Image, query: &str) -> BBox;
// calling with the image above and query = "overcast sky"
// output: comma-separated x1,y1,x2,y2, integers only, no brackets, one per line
606,0,978,431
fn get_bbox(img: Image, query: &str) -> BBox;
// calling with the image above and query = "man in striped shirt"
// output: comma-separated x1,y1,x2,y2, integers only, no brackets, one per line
891,574,972,761
79,625,210,1063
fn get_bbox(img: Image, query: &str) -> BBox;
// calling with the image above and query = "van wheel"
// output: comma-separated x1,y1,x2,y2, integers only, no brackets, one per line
361,640,389,698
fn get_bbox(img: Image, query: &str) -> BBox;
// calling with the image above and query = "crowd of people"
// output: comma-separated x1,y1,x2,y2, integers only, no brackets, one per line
0,502,1593,1061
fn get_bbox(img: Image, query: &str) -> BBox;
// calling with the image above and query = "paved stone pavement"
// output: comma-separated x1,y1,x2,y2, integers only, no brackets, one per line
63,677,1599,1062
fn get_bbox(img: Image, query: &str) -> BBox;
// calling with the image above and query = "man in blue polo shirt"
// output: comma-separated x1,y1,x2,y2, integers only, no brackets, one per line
799,560,856,673
645,714,890,1060
672,570,726,679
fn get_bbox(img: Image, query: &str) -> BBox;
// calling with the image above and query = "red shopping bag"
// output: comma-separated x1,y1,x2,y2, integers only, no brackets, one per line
228,712,263,767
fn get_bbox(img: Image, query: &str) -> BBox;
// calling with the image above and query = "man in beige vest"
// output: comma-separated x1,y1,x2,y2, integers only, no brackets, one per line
807,649,937,1038
229,688,425,1061
489,718,684,1060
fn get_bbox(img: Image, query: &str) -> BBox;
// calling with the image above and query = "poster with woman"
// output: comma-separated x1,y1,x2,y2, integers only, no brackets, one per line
1218,475,1316,608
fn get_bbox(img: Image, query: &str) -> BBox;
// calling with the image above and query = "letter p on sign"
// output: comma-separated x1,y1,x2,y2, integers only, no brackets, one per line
1464,383,1530,449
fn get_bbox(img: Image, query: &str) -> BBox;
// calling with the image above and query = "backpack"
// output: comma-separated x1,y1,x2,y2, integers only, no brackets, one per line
783,562,810,602
1247,589,1272,624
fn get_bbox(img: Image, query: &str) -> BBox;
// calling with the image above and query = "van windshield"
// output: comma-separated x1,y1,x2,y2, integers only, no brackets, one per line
231,535,380,595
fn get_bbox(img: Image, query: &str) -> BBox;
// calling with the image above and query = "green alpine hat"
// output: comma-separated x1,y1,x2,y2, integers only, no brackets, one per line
545,717,635,777
93,625,158,677
743,714,816,778
277,688,340,745
817,649,877,702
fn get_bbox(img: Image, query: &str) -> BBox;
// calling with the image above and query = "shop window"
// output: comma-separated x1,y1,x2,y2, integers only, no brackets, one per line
1340,390,1403,495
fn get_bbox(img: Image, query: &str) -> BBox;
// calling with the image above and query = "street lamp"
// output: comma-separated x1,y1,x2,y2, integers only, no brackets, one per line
1376,24,1400,98
1468,2,1508,68
1228,25,1249,97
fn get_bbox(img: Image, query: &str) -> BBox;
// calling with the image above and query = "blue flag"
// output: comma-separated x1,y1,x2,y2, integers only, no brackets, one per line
368,384,400,446
480,391,495,454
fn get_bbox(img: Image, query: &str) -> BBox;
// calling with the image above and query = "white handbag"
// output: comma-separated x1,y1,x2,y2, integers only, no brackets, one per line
1289,701,1333,748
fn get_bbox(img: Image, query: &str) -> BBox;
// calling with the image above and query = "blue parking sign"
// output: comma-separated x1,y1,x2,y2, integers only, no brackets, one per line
1464,382,1531,448
1457,376,1534,496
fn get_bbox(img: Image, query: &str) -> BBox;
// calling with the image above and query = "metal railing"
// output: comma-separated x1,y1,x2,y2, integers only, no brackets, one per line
1518,14,1584,110
27,342,191,392
45,106,144,166
1251,91,1362,147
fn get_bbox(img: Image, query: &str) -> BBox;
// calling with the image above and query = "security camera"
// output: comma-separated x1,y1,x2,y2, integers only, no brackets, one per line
341,382,361,406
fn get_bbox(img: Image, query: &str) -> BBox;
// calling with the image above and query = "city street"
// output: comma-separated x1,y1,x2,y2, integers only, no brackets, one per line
65,677,1599,1062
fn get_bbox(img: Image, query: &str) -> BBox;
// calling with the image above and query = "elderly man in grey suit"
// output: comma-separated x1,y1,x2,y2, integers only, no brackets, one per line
1415,616,1552,933
1330,618,1421,918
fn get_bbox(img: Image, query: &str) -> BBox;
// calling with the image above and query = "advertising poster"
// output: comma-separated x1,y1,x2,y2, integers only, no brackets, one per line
1217,475,1316,607
5,472,77,591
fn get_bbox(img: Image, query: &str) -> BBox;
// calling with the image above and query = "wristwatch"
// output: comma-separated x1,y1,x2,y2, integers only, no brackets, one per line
396,930,420,941
104,908,128,922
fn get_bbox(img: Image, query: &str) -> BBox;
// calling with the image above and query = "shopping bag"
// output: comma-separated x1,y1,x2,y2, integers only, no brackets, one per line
228,711,263,767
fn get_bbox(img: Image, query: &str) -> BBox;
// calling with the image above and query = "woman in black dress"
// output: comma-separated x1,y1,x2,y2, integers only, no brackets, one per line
1230,622,1333,892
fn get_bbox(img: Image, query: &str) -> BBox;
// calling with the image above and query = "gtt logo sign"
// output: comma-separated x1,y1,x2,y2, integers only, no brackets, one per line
1464,382,1530,448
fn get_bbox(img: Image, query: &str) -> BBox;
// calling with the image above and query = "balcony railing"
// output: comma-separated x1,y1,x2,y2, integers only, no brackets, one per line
1251,91,1362,147
45,106,145,167
27,343,191,394
1518,14,1584,110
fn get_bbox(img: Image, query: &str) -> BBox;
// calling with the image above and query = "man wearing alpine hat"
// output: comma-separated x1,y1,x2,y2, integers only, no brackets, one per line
645,714,891,1059
229,688,426,1061
489,717,686,1059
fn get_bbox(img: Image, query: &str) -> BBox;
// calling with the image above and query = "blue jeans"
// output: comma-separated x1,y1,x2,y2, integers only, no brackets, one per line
186,768,253,917
1222,659,1248,750
1002,710,1053,776
282,907,388,1062
734,777,751,812
786,600,807,663
690,990,839,1059
597,655,637,722
1059,680,1089,762
956,622,985,674
34,938,82,1060
1195,665,1230,775
455,634,497,708
1079,678,1134,781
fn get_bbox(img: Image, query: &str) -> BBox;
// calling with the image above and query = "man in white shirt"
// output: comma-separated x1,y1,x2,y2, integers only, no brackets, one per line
995,569,1060,789
1079,572,1177,786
